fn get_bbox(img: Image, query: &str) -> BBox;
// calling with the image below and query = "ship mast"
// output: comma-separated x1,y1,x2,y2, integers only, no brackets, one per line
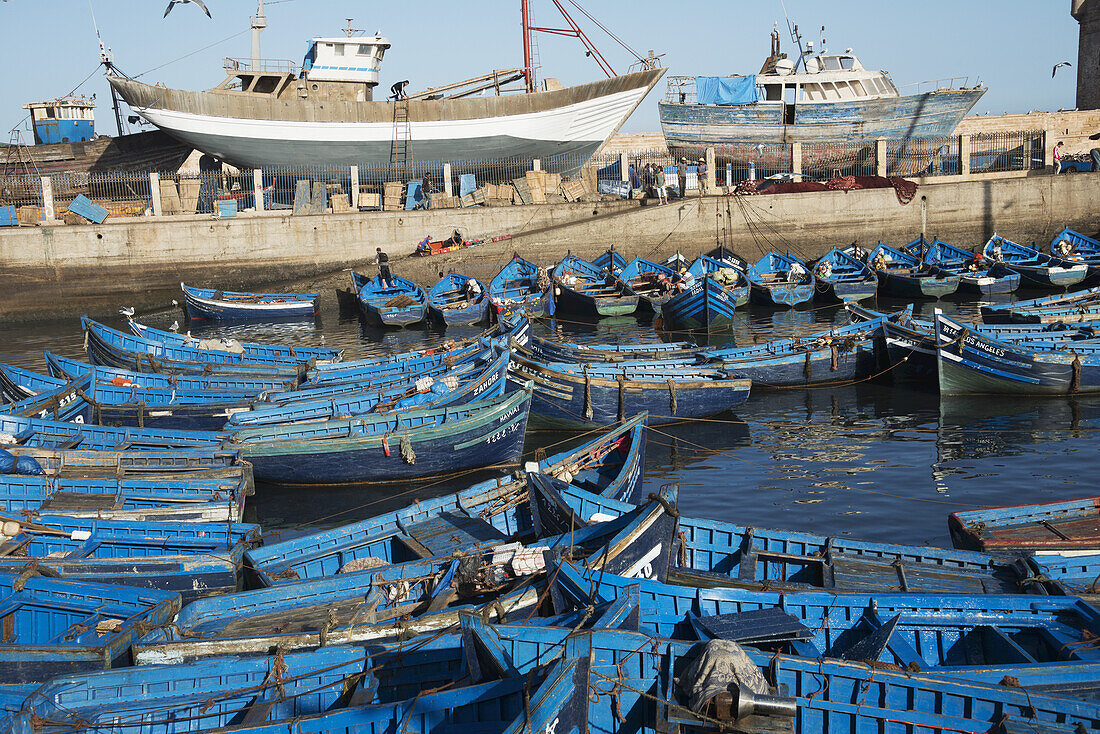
521,0,535,93
250,0,267,71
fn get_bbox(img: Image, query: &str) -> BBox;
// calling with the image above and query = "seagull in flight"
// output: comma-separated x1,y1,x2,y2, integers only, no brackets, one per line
1053,61,1072,78
164,0,211,19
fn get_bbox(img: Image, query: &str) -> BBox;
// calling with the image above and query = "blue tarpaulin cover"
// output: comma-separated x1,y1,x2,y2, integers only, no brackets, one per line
458,174,477,198
696,76,759,105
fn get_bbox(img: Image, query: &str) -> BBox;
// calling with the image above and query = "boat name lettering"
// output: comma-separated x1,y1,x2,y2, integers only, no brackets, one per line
545,719,558,734
941,322,1006,358
487,420,523,444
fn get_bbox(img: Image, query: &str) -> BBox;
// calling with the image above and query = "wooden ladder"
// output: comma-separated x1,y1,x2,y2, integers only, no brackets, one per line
391,98,412,179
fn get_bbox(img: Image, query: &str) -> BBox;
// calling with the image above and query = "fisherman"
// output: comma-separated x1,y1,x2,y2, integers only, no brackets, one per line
697,158,709,197
416,172,437,210
643,163,656,198
655,166,668,205
375,247,394,287
389,80,410,100
677,158,688,199
465,277,482,303
1053,141,1065,175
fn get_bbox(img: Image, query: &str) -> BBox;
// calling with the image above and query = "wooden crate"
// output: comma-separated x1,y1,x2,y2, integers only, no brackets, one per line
512,178,533,205
561,180,585,202
383,181,404,211
359,192,382,209
330,194,350,213
17,206,43,225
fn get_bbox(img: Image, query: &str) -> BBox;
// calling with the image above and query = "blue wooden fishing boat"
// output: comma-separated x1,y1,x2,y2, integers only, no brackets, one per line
0,471,249,523
245,414,646,586
0,363,62,401
508,354,750,428
867,242,960,298
304,319,523,383
592,247,627,274
180,282,319,320
0,572,178,684
708,317,883,388
301,341,499,392
17,636,583,734
950,495,1100,552
44,351,297,394
0,515,257,601
911,237,1020,294
228,385,532,484
981,285,1100,323
935,311,1100,394
662,256,748,331
1050,226,1100,268
0,411,223,452
552,559,1100,682
619,256,676,312
83,318,305,379
2,371,257,432
526,332,701,364
428,272,490,326
533,472,1070,596
135,488,677,662
984,234,1089,289
551,255,638,317
128,319,343,363
808,247,878,303
746,251,816,307
488,255,550,322
357,274,429,328
227,349,510,427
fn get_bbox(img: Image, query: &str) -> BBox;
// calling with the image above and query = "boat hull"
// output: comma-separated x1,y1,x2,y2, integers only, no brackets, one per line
554,282,638,317
662,278,746,331
936,314,1100,395
110,70,665,169
878,271,960,299
659,87,985,167
234,389,532,484
999,262,1089,289
181,288,317,321
820,278,878,303
749,281,815,307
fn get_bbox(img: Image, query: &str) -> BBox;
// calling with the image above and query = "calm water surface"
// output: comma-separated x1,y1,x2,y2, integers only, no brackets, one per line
2,293,1095,550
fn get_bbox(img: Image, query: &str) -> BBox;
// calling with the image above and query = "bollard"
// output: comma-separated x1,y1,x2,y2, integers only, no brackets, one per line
348,166,358,210
149,172,162,217
253,169,266,212
443,163,453,197
41,177,55,221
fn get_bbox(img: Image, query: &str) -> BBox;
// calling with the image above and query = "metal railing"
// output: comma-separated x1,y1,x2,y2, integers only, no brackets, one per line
223,58,299,75
801,142,876,178
970,130,1045,173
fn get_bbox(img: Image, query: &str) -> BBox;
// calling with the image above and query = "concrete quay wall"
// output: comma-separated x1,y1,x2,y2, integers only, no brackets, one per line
1,172,1098,322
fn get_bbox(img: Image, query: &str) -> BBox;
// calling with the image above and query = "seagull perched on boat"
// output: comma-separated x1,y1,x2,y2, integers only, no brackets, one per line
118,306,135,318
169,320,179,332
1053,61,1072,78
164,0,211,19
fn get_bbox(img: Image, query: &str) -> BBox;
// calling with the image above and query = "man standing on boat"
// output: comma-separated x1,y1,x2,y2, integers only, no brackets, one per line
375,247,395,287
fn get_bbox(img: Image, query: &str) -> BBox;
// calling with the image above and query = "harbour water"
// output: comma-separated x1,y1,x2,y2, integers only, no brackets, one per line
2,294,1095,550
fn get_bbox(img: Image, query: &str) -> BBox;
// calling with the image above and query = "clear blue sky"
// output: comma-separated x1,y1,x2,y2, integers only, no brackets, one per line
0,0,1082,138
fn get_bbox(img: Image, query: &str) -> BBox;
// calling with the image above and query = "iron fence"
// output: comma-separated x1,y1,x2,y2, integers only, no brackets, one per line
801,142,876,178
970,131,1045,173
884,137,958,177
0,173,44,209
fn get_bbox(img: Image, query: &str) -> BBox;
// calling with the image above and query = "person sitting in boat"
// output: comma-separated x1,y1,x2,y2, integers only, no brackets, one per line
464,277,482,303
815,260,833,280
446,229,463,249
787,261,810,284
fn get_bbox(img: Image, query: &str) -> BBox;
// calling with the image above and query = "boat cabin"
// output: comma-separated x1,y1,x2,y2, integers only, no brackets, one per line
759,51,899,104
216,34,391,103
22,98,95,145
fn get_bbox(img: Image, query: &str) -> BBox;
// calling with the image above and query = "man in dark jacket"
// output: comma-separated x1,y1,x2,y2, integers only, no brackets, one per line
375,247,394,287
676,158,688,199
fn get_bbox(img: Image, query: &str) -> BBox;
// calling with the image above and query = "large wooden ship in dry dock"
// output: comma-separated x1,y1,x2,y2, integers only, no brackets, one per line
108,1,665,170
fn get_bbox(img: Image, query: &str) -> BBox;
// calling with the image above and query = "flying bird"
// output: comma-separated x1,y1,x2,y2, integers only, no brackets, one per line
164,0,211,19
1053,61,1072,78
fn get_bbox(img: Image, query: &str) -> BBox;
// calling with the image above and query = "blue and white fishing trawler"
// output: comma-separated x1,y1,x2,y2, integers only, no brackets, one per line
23,98,96,145
659,28,985,171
